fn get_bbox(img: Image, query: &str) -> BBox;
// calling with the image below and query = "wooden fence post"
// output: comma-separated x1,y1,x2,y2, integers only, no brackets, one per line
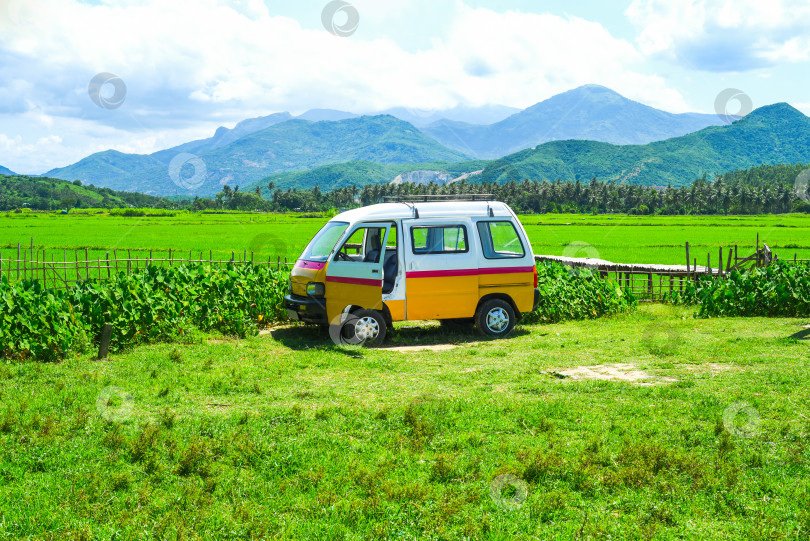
16,242,20,280
718,247,723,277
685,242,690,273
97,323,113,360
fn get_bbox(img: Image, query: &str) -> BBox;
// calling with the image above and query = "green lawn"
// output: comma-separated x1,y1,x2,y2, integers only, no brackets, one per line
2,305,809,539
1,211,809,270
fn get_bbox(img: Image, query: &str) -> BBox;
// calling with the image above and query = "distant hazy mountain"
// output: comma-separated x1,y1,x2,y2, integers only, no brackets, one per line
42,84,754,196
377,104,521,128
422,85,732,158
296,109,359,122
259,103,810,189
47,116,471,196
0,165,16,175
150,112,294,164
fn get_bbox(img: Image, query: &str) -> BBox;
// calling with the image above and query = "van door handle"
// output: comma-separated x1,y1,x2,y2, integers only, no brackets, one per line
372,269,379,274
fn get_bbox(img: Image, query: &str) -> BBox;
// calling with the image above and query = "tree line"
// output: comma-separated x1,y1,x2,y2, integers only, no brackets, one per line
4,163,809,215
198,163,809,215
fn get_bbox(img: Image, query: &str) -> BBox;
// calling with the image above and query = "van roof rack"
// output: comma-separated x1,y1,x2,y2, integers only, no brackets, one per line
383,194,495,203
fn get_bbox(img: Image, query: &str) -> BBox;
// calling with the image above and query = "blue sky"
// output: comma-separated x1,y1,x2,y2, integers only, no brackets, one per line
1,0,809,174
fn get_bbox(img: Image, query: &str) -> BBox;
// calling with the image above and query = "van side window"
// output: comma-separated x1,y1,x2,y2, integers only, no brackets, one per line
335,226,386,263
411,226,468,254
477,221,525,259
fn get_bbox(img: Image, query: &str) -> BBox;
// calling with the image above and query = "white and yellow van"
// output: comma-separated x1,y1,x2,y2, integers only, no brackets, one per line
284,200,540,345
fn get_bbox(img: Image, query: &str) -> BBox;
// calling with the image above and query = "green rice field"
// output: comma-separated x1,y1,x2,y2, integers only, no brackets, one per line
1,210,808,268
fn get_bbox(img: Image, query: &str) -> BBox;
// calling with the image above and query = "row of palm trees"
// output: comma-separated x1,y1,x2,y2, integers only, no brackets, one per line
356,175,806,215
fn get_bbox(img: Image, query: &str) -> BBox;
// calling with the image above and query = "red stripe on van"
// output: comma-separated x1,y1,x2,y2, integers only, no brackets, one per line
326,276,382,287
296,260,327,271
406,266,535,279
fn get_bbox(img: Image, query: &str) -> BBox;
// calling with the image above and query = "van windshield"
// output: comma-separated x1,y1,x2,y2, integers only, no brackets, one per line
300,221,349,262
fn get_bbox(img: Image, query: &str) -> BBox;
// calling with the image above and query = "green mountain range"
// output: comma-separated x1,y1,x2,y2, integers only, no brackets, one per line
45,116,470,196
258,103,810,190
41,85,735,197
422,85,731,159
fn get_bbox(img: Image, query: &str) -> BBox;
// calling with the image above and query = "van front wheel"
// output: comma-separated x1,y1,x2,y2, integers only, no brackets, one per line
352,309,387,346
475,299,516,338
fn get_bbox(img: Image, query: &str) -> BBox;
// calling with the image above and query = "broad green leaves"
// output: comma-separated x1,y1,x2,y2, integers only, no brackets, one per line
0,263,291,361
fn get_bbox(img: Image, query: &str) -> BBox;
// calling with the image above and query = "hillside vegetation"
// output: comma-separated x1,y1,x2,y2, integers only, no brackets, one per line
0,175,168,211
46,116,471,196
252,163,810,215
264,104,810,191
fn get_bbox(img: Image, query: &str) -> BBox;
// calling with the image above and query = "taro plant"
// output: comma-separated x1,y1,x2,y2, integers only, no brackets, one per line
524,262,637,324
667,261,810,318
0,263,292,361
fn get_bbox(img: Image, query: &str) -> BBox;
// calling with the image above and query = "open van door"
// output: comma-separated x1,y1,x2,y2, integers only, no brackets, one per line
325,223,390,323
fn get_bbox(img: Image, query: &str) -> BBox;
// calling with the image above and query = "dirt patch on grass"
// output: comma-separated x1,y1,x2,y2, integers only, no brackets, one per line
551,363,675,385
681,363,738,373
384,344,461,353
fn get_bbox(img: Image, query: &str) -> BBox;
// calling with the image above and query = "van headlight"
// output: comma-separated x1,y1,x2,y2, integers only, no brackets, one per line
306,282,325,297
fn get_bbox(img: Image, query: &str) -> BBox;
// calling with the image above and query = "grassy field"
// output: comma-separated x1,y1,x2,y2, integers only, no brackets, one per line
1,305,809,539
1,210,809,269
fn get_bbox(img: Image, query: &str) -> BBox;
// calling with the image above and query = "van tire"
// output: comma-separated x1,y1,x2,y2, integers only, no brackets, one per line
475,299,516,338
351,309,387,346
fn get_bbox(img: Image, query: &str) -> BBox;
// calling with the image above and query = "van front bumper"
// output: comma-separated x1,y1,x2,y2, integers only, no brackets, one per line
533,288,540,311
284,294,328,324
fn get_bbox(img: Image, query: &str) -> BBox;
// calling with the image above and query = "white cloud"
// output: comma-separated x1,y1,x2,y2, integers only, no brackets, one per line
0,0,696,173
626,0,810,71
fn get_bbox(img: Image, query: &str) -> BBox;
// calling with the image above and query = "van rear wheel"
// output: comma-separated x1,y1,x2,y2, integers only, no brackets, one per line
350,309,387,347
475,299,516,338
